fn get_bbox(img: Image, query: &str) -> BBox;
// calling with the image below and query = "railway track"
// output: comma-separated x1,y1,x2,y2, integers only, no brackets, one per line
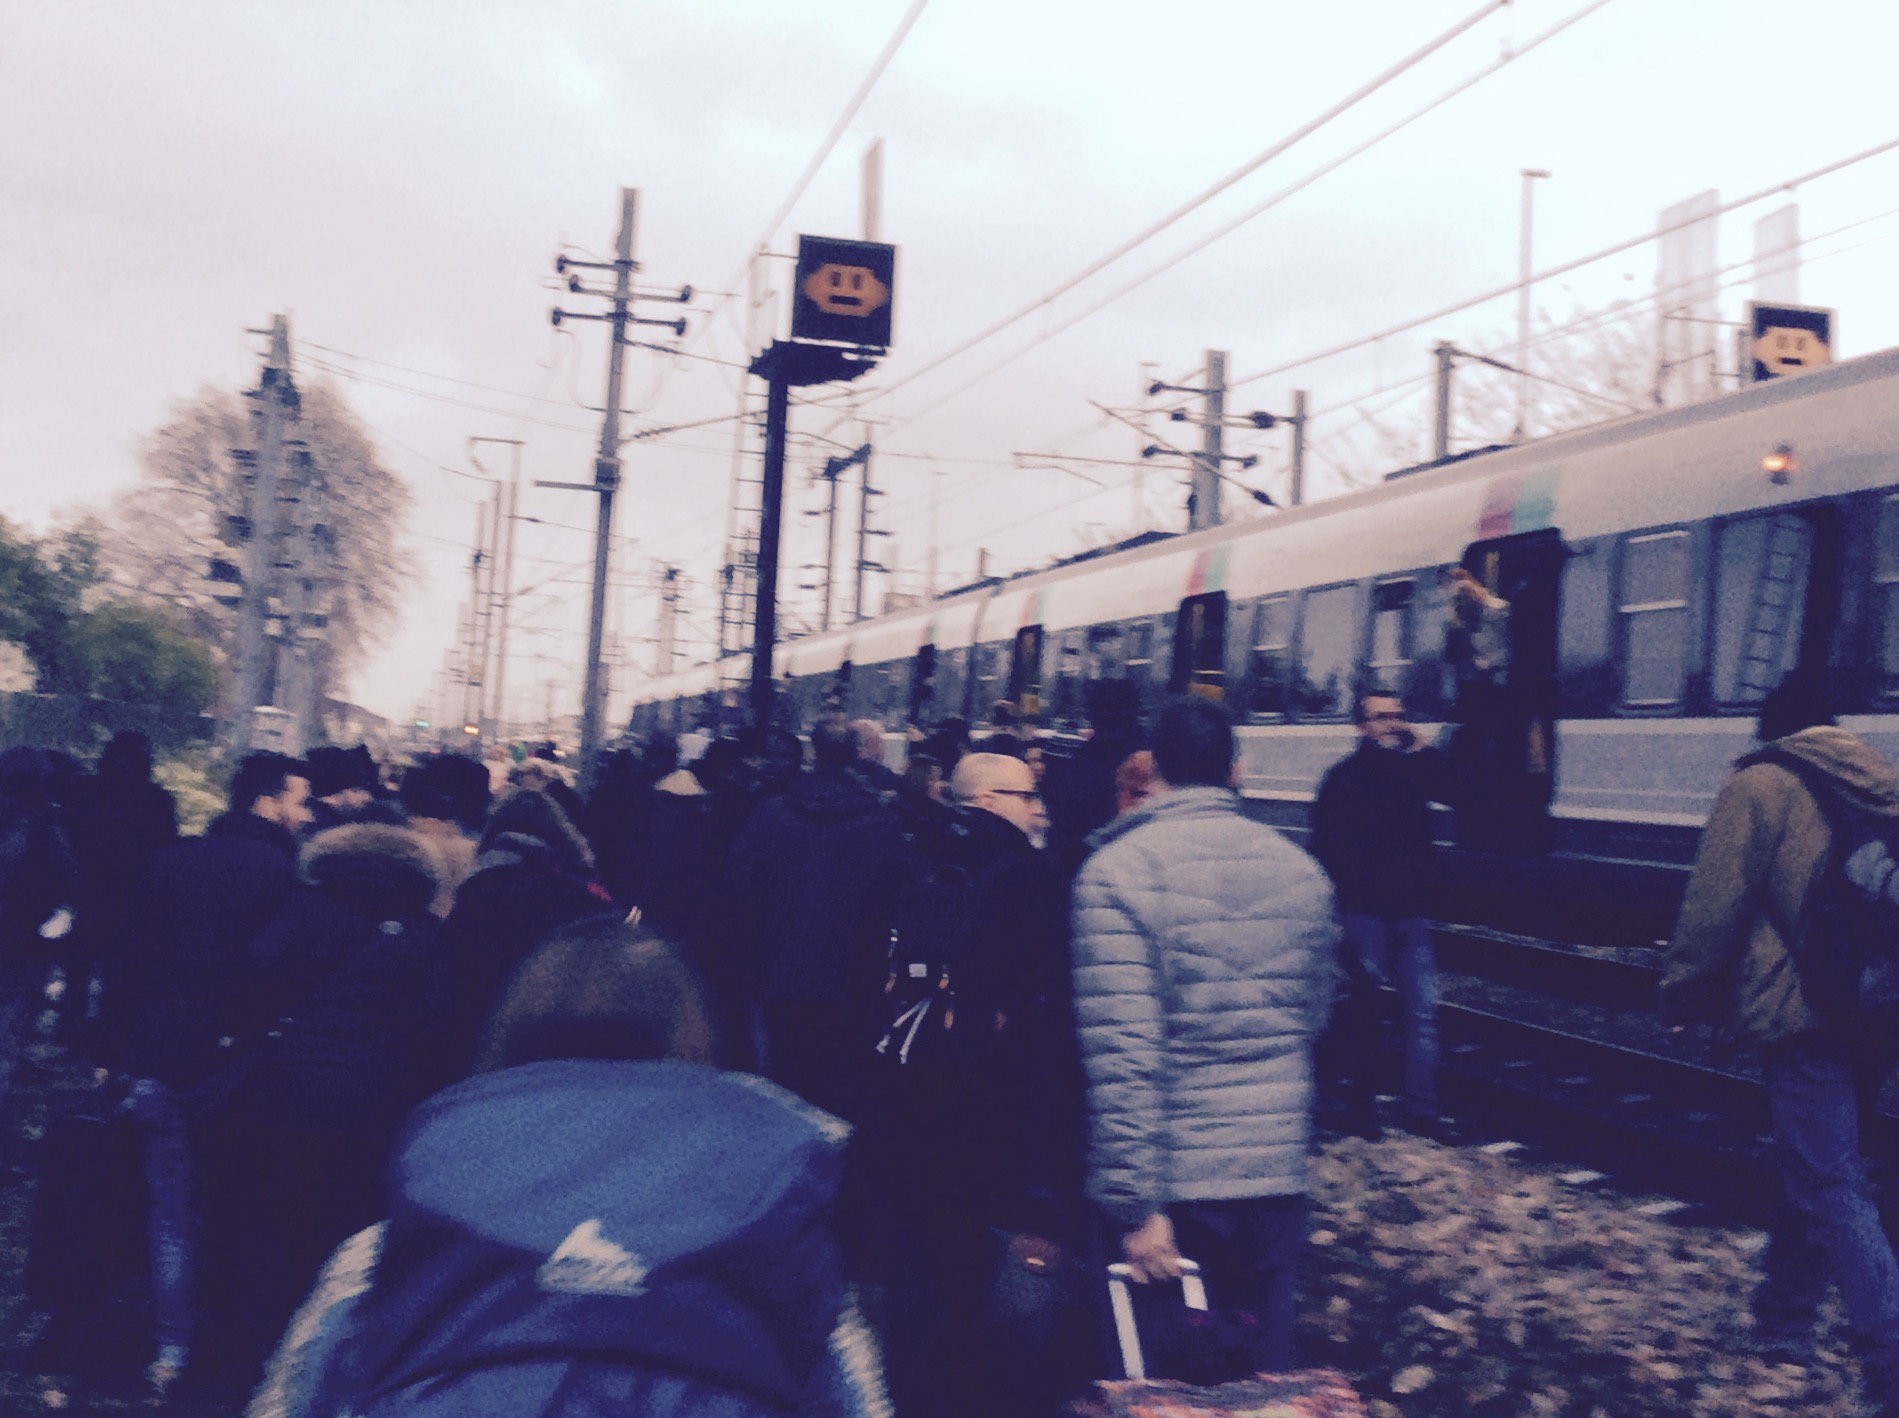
1323,920,1899,1227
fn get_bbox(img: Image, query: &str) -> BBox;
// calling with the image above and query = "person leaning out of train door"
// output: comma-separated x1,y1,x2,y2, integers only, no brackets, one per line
1660,671,1899,1414
1310,688,1455,1140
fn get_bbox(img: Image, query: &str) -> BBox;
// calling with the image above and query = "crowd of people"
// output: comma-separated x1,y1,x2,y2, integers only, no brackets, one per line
0,664,1893,1415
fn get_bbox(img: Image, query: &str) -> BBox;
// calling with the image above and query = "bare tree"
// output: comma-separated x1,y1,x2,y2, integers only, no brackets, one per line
111,378,416,709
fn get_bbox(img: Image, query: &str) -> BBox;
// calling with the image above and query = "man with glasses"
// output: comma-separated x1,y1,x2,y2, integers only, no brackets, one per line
876,751,1078,1416
1311,689,1453,1139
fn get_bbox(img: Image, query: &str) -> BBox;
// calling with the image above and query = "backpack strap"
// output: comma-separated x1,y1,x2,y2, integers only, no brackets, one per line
1737,746,1848,830
1733,746,1851,959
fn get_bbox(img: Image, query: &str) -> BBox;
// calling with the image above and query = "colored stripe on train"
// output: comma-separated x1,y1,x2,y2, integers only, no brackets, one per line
1477,465,1561,541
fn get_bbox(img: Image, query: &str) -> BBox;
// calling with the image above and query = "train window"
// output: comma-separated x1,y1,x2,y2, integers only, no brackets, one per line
1009,625,1045,716
937,645,968,720
1051,629,1085,720
1169,592,1228,698
1618,530,1691,705
1086,623,1126,680
1711,513,1812,706
1126,620,1154,673
1368,579,1413,694
1238,594,1290,722
1294,582,1357,718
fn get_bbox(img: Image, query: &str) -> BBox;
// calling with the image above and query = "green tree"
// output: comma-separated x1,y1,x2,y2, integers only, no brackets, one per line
67,600,219,718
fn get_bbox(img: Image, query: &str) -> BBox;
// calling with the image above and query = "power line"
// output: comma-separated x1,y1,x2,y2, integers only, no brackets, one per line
752,0,931,256
1294,195,1899,452
863,0,1509,409
875,0,1616,435
657,0,933,404
1228,133,1899,391
303,355,598,435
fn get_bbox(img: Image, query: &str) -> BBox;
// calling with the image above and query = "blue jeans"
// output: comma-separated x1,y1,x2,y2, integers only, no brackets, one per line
124,1078,195,1365
1339,913,1439,1113
1757,1034,1899,1397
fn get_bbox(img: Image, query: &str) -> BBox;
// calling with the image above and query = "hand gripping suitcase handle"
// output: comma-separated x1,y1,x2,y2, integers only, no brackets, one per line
1105,1259,1207,1381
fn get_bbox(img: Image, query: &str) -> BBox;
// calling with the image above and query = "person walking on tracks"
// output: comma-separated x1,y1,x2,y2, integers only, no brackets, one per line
1071,697,1337,1378
873,750,1082,1417
1311,689,1453,1138
1661,672,1899,1414
109,751,312,1395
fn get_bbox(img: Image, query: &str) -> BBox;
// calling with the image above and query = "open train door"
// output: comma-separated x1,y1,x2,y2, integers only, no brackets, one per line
1452,528,1563,853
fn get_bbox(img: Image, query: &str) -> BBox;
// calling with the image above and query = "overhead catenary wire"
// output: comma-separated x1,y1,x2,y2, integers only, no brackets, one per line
874,0,1617,436
862,0,1510,410
1228,133,1899,390
1295,197,1899,454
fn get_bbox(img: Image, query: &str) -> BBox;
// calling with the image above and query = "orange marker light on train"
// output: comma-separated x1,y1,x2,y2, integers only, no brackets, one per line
1763,445,1796,484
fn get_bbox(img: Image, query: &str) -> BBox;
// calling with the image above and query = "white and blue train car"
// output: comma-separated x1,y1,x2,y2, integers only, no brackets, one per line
630,343,1899,862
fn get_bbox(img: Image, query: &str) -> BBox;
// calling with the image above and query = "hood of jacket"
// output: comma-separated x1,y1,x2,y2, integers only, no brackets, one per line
326,1059,849,1410
300,822,447,922
1084,783,1242,854
1762,725,1899,817
654,766,708,798
788,767,881,824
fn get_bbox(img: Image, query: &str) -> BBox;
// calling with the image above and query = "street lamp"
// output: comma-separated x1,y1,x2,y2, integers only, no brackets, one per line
1517,167,1552,440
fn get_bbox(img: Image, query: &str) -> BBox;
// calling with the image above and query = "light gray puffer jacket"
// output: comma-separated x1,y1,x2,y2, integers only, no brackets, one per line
1072,786,1338,1228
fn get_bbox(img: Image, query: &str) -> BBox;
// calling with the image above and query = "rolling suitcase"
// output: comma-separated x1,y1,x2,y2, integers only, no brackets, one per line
1072,1260,1368,1418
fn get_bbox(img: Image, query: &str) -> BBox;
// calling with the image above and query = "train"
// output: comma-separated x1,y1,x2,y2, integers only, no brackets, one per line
629,342,1899,863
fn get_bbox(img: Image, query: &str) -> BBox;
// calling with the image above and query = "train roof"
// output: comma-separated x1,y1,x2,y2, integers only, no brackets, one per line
630,343,1899,701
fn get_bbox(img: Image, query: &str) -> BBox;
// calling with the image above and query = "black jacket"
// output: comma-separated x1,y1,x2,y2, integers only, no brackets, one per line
725,768,902,1006
876,805,1084,1234
439,847,613,1069
1310,741,1448,919
66,770,176,947
113,810,300,1088
244,824,458,1138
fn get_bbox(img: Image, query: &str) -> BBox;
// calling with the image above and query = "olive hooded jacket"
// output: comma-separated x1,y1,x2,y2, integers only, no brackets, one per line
1661,725,1899,1048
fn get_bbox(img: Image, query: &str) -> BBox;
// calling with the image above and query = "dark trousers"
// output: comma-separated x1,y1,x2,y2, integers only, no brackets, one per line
1755,1033,1899,1401
1103,1195,1307,1383
759,999,867,1124
1337,912,1439,1120
883,1201,1001,1418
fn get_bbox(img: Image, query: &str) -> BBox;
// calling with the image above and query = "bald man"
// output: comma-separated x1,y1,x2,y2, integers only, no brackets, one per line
878,751,1079,1415
951,750,1049,849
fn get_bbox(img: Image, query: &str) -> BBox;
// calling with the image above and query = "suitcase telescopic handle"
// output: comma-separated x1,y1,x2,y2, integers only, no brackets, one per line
1105,1259,1207,1381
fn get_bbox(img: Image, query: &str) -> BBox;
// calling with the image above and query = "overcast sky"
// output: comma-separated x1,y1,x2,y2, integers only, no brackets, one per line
6,1,1898,729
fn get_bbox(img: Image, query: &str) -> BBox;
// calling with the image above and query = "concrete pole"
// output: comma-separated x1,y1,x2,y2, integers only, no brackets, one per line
1433,342,1457,462
1289,389,1309,507
853,448,877,622
462,497,488,732
579,187,637,793
495,446,520,743
821,461,840,631
1516,168,1551,440
656,566,679,677
226,314,294,755
477,481,502,740
1190,350,1227,531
